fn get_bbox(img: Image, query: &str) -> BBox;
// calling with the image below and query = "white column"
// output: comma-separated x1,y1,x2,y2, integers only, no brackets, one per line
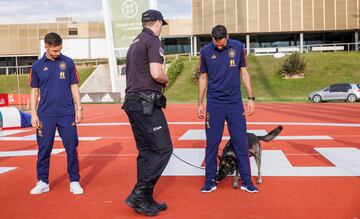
88,38,91,59
300,32,304,53
194,36,198,57
246,34,250,55
355,31,359,51
101,0,118,92
149,0,157,9
190,36,194,56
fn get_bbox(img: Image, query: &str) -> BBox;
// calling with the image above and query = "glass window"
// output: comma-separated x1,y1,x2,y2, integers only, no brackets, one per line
68,28,78,36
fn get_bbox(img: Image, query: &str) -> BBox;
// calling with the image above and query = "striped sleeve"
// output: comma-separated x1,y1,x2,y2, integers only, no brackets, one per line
239,48,247,67
199,49,207,73
29,66,39,88
70,61,80,84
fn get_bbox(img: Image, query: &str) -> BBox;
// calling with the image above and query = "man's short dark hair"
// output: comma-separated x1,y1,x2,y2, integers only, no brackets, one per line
44,32,62,46
142,20,157,28
211,25,227,40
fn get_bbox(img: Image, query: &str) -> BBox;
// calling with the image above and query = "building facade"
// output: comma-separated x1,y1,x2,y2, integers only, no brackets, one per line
1,0,359,72
192,0,360,54
0,21,105,74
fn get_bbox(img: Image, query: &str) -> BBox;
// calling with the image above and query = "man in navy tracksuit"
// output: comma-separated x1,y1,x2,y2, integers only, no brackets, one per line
29,32,84,195
198,25,258,193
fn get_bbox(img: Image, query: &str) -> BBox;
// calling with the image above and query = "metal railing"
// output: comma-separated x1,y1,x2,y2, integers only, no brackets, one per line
165,53,195,61
0,59,109,75
251,42,360,55
1,42,359,75
303,42,360,53
74,59,108,66
0,65,32,75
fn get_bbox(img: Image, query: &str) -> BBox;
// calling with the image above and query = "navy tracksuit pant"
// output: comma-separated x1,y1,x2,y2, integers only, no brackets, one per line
36,115,80,183
205,102,251,182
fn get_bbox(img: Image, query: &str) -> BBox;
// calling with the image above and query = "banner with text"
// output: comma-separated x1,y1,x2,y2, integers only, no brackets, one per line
110,0,149,49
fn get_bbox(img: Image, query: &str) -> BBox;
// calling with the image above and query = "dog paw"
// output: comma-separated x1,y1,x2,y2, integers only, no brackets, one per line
256,180,262,184
233,185,239,189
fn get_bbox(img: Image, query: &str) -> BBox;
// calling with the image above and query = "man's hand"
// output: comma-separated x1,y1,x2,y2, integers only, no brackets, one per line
75,108,83,124
31,113,40,129
197,103,205,119
247,100,255,116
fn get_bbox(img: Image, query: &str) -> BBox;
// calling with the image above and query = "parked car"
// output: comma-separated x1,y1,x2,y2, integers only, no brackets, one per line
308,83,360,103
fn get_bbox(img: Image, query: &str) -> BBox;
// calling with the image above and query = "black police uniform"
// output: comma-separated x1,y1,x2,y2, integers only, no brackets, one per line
123,26,173,215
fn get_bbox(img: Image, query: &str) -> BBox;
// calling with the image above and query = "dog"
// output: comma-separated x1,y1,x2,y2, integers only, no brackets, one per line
215,125,283,189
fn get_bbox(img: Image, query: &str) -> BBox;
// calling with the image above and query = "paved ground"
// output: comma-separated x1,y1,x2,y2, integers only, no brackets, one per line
0,103,359,218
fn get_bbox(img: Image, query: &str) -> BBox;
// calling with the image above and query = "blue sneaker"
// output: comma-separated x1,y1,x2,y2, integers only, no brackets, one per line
240,181,258,193
201,180,217,193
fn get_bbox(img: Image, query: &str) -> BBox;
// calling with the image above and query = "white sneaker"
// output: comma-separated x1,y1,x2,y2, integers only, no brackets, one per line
30,181,50,194
70,181,84,195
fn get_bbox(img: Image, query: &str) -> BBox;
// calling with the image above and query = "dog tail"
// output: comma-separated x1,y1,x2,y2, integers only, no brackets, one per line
258,125,283,142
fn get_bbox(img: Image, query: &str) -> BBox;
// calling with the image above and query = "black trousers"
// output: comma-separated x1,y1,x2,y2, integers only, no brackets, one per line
124,97,173,190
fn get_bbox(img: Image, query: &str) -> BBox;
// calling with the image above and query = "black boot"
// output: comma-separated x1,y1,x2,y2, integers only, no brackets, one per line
125,185,160,216
147,187,167,211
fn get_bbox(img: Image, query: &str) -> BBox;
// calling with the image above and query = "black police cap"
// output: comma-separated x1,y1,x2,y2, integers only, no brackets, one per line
141,9,168,25
211,25,227,39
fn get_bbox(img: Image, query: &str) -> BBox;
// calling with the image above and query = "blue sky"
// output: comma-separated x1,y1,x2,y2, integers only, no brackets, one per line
0,0,191,24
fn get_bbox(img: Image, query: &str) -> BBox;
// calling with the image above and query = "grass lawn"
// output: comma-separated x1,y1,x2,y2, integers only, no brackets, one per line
0,67,95,94
165,52,360,102
248,52,360,101
1,52,360,103
164,59,199,103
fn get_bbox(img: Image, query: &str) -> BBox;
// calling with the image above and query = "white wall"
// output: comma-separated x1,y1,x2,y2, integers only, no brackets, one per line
40,38,108,59
90,39,108,59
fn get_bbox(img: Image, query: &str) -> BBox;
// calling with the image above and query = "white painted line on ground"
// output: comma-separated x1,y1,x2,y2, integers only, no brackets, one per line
72,137,102,141
0,167,17,174
247,122,360,127
178,129,267,140
59,154,137,157
0,148,65,157
77,122,360,127
78,123,130,126
0,135,102,141
2,147,359,176
162,148,205,176
275,136,333,140
162,147,360,176
259,147,360,176
315,147,360,176
178,129,332,141
0,130,31,137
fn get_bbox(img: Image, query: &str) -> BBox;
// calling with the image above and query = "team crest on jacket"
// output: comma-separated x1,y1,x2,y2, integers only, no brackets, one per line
228,48,236,58
59,71,66,79
59,61,67,70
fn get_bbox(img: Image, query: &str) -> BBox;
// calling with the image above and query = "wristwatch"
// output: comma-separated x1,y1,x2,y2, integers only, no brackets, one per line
248,97,255,101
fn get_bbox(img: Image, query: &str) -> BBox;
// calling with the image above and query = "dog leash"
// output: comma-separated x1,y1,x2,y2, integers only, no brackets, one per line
171,152,205,170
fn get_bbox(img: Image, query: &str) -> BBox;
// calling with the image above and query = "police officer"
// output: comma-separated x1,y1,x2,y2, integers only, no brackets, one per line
198,25,258,193
29,32,84,195
123,10,173,217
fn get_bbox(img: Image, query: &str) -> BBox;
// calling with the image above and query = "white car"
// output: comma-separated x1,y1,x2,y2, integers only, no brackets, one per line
308,83,360,103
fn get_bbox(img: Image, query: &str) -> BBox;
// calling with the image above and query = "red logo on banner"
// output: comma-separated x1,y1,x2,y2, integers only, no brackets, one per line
0,94,9,107
7,94,30,105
